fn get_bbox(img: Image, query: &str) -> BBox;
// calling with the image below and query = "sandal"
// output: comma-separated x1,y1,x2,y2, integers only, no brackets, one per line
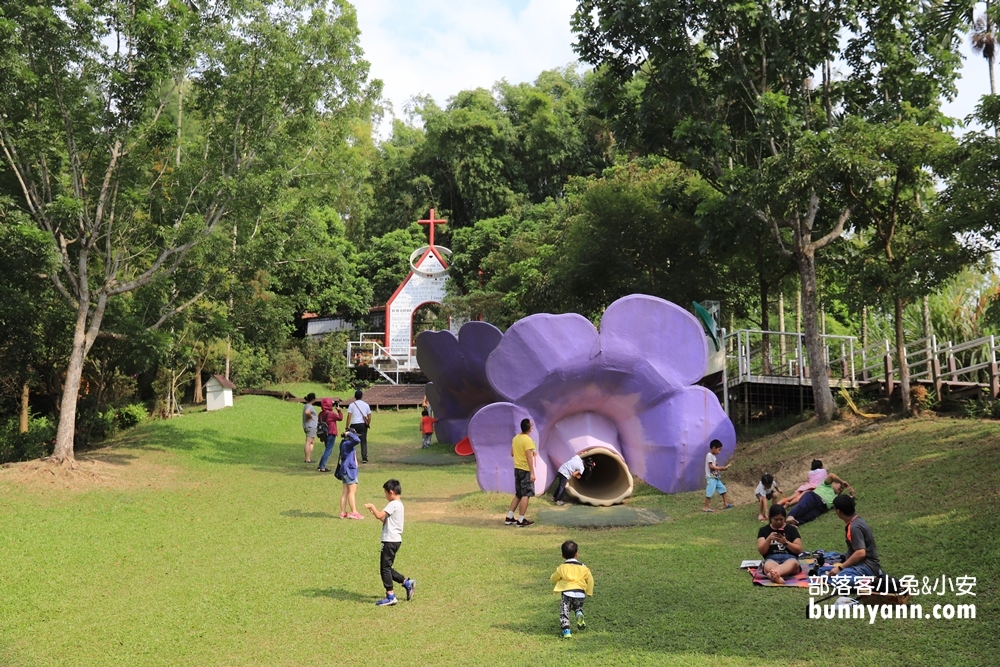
702,508,714,513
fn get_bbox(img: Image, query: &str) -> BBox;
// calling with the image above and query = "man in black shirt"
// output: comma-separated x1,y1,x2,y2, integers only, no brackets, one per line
756,504,803,584
829,495,881,584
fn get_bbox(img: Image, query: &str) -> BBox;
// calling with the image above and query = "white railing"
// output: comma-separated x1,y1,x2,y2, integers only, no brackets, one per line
855,334,1000,395
723,330,857,388
347,333,418,384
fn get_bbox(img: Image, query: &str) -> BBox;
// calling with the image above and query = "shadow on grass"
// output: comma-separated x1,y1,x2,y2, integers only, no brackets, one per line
298,587,371,603
82,451,140,466
281,509,341,519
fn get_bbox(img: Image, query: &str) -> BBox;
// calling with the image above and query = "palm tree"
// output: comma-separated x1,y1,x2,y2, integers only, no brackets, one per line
971,8,996,94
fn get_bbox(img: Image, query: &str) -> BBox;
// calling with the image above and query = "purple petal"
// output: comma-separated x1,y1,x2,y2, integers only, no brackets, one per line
600,295,708,388
544,411,623,469
617,386,736,494
486,313,599,403
468,402,550,494
416,322,503,444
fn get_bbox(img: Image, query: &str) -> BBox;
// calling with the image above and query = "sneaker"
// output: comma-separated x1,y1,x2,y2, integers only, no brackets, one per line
561,629,572,638
516,518,534,527
723,504,734,510
555,501,565,506
347,512,364,520
576,611,586,629
403,579,416,601
375,595,397,606
504,517,516,525
339,512,348,519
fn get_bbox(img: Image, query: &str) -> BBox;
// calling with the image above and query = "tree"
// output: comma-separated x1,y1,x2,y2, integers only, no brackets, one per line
834,119,967,413
572,0,962,422
0,0,378,462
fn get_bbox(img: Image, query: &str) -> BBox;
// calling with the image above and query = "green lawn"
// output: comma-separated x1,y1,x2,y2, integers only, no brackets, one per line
0,397,996,666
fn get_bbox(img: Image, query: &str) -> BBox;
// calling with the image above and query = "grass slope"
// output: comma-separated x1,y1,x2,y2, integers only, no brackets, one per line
0,398,996,667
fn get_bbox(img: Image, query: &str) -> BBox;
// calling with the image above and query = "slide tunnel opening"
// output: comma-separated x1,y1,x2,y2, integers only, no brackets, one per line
566,447,634,507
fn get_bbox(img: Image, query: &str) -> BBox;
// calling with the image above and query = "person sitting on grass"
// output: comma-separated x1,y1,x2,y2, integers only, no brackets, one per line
786,472,853,526
702,439,732,513
552,454,596,505
828,494,882,585
550,540,594,638
777,459,827,507
756,504,803,585
755,473,782,521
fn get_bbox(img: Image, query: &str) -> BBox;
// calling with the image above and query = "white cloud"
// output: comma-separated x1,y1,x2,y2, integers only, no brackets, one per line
354,0,579,125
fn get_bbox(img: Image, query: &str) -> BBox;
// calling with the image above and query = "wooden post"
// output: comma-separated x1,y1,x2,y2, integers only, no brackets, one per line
932,336,943,400
991,336,999,400
947,342,958,382
778,292,786,360
884,340,894,398
19,382,29,433
840,342,848,379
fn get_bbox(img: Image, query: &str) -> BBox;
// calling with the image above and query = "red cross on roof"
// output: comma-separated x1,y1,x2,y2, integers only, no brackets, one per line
419,209,446,247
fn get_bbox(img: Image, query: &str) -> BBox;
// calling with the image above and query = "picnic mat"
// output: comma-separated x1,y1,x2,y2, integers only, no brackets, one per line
749,558,836,587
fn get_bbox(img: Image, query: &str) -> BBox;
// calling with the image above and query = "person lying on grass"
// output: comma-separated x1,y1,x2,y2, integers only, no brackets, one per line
777,459,827,507
786,472,853,526
756,504,803,585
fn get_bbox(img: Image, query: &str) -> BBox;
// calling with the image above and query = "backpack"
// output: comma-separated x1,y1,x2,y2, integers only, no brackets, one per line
316,418,329,441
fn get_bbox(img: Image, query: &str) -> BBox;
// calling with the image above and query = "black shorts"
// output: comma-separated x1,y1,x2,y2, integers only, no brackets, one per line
514,468,535,498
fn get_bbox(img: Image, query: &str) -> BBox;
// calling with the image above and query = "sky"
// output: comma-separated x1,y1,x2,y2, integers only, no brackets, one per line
353,0,994,135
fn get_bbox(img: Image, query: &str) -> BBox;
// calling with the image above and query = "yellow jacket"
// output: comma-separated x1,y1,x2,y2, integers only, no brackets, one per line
551,559,594,596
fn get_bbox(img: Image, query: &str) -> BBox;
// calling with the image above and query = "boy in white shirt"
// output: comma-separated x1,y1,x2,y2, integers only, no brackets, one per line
365,479,415,606
702,439,732,513
755,473,782,521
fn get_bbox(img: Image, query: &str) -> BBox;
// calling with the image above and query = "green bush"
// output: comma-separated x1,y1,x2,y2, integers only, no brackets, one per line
306,332,356,391
0,415,56,464
232,346,274,389
115,403,147,429
272,347,311,383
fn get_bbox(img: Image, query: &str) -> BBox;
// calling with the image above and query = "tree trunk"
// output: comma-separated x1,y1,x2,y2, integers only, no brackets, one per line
760,277,771,374
52,295,107,463
861,304,868,349
895,297,912,414
19,383,29,433
796,288,802,333
193,361,205,404
796,250,836,421
778,292,786,358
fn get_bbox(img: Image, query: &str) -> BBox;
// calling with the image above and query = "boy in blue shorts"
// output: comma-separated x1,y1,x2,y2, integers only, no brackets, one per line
702,439,732,513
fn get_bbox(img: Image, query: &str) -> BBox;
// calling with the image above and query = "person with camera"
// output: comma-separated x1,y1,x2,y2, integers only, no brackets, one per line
756,504,803,585
316,397,344,472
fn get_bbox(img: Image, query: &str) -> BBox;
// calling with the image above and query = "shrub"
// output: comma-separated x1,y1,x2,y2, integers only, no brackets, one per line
116,403,147,429
272,347,311,383
911,385,934,413
232,346,274,389
307,333,356,391
0,415,56,464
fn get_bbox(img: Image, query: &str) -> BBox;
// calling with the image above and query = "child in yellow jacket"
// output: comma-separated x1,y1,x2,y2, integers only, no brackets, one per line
550,540,594,638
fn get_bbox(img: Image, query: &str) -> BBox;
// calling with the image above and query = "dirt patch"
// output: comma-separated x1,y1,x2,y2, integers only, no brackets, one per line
0,448,183,493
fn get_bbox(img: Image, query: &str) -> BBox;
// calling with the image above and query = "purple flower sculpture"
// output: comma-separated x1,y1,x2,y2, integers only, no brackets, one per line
467,295,735,501
416,321,504,445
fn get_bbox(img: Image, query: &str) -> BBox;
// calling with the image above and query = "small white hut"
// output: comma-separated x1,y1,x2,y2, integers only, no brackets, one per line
205,374,236,411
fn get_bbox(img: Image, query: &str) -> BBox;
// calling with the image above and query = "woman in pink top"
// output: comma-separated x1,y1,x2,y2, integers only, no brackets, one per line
778,460,827,507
